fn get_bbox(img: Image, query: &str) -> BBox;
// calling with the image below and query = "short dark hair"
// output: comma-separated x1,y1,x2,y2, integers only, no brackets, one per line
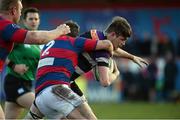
0,0,22,11
22,7,40,20
105,16,132,38
64,20,80,37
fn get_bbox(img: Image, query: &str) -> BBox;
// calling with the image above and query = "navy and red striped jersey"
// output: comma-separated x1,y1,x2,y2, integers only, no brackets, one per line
70,29,111,81
0,16,27,71
35,35,97,95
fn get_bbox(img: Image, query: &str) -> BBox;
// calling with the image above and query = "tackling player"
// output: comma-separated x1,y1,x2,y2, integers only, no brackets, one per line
25,20,113,119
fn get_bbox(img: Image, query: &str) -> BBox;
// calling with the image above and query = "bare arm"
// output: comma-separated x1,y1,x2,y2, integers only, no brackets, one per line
97,59,119,87
113,48,134,59
24,24,70,44
113,48,149,68
95,40,113,55
5,58,28,75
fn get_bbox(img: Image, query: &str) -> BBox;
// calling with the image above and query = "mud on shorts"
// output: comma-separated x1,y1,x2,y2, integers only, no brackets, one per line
35,84,85,119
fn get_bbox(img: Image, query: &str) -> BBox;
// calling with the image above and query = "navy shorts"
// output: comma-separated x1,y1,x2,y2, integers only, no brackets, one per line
4,74,33,102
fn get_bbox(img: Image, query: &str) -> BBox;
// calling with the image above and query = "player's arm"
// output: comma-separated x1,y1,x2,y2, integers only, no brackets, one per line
113,48,148,68
24,24,70,44
95,40,113,55
5,58,28,75
96,59,119,87
74,37,113,54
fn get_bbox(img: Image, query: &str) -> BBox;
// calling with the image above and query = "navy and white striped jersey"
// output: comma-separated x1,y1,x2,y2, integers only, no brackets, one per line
70,30,111,82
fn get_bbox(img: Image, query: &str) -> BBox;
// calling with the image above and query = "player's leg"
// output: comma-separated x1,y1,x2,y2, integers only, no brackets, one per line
24,101,44,119
66,101,97,120
16,92,35,108
65,107,86,119
0,72,5,120
4,93,34,119
77,96,97,119
0,105,5,119
70,81,97,119
4,74,34,119
4,101,23,118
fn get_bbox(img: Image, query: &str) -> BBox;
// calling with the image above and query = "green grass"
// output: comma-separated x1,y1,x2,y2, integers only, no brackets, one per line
2,102,180,119
89,102,180,119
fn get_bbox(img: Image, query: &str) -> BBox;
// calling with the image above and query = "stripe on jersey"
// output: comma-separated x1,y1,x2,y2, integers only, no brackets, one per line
0,60,4,71
0,47,9,60
75,37,97,52
35,72,70,94
42,40,75,51
96,57,109,64
36,72,70,85
11,29,27,43
2,24,20,42
35,80,69,95
40,48,78,66
84,38,97,51
38,57,75,70
38,57,54,68
0,40,14,51
37,66,72,80
90,29,99,40
73,37,86,51
37,57,75,79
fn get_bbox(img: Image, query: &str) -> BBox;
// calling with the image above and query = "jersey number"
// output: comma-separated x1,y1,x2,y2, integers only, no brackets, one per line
41,41,55,56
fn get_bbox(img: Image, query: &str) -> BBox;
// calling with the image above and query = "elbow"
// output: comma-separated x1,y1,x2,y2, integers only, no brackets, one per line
31,32,44,45
103,40,113,52
25,31,45,45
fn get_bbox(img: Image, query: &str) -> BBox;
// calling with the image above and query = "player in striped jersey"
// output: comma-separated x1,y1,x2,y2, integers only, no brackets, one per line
0,0,70,119
3,7,41,119
25,20,113,119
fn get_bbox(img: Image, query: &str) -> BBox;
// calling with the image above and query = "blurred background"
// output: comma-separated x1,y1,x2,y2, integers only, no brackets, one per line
1,0,180,119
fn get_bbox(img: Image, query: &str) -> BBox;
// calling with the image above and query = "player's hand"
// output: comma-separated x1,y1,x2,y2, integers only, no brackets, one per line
13,64,29,75
57,24,71,35
133,56,149,68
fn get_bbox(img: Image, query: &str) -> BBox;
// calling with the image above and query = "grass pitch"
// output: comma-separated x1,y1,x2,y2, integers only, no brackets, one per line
2,101,180,119
90,102,180,119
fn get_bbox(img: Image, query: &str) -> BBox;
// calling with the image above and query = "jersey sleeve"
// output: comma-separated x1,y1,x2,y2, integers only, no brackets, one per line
2,24,27,43
94,50,111,67
74,37,98,52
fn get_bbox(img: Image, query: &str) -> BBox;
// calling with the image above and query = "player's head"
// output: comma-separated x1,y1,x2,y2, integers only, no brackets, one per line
0,0,23,23
105,16,132,50
22,7,40,30
64,20,80,37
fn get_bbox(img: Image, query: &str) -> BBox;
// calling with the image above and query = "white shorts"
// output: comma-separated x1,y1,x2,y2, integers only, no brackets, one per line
35,84,84,119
